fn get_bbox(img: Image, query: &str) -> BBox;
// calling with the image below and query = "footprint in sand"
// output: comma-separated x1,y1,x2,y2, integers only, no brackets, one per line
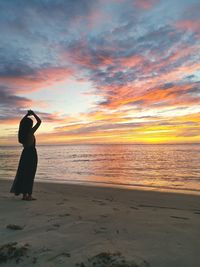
170,216,189,220
48,252,71,263
94,227,107,234
194,211,200,215
6,224,24,230
56,202,65,205
105,197,114,202
46,224,60,231
100,214,108,218
92,199,106,206
58,213,71,217
52,223,60,228
70,206,78,210
130,206,139,210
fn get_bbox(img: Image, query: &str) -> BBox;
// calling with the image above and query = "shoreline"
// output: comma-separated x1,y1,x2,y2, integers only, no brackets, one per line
2,178,200,197
1,179,200,266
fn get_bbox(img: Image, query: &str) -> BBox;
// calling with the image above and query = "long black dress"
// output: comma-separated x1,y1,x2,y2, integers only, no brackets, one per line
10,138,37,195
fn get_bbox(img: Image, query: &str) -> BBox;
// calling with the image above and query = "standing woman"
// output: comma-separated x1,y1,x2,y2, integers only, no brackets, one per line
10,110,41,200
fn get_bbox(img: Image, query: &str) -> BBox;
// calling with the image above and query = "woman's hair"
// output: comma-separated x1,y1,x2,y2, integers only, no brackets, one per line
18,117,33,144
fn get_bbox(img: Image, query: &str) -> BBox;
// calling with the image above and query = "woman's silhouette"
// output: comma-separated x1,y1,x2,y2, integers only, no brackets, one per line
10,110,41,200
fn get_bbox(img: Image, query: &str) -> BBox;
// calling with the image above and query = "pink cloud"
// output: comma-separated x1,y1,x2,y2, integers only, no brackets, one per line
96,58,200,111
119,55,144,68
176,20,200,36
0,66,74,93
62,41,114,70
134,0,159,10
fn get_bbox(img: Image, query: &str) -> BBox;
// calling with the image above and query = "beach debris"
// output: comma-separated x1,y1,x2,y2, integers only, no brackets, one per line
76,252,141,267
6,224,24,230
0,242,29,264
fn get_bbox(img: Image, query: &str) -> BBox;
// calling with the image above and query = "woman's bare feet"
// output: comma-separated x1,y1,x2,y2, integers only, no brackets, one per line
22,194,28,200
22,194,36,200
26,195,36,201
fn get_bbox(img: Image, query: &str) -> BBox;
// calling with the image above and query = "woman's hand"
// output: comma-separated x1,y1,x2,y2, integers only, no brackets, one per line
27,110,34,116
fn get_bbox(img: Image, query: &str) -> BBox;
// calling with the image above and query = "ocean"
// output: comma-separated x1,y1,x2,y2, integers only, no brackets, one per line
1,144,200,195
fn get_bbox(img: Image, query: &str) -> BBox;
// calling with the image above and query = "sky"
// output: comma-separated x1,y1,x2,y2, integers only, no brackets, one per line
0,0,200,145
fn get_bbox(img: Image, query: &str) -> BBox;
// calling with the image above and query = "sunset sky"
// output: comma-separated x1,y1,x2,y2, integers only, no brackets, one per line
0,0,200,145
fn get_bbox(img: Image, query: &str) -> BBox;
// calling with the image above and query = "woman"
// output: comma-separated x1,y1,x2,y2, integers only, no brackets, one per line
10,110,41,200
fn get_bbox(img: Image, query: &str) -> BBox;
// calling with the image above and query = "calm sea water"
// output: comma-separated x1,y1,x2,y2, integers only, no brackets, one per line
1,144,200,194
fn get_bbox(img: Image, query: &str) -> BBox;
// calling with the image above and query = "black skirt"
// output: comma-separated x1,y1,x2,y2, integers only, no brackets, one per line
10,145,38,195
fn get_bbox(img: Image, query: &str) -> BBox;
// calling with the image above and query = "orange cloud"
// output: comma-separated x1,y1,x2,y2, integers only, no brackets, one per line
37,113,200,145
2,108,200,145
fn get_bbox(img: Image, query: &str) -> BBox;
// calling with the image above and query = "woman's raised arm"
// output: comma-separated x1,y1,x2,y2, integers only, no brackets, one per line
29,110,42,133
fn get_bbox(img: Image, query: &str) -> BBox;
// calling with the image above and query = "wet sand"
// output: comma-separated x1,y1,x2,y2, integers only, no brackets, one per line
0,179,200,267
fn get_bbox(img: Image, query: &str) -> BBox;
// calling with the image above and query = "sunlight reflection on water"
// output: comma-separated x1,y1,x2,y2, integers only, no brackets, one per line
1,144,200,194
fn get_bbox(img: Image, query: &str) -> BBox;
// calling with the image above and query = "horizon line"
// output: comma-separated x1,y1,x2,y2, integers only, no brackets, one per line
1,142,200,147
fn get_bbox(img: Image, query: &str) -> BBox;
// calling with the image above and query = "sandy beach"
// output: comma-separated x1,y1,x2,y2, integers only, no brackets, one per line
0,179,200,267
